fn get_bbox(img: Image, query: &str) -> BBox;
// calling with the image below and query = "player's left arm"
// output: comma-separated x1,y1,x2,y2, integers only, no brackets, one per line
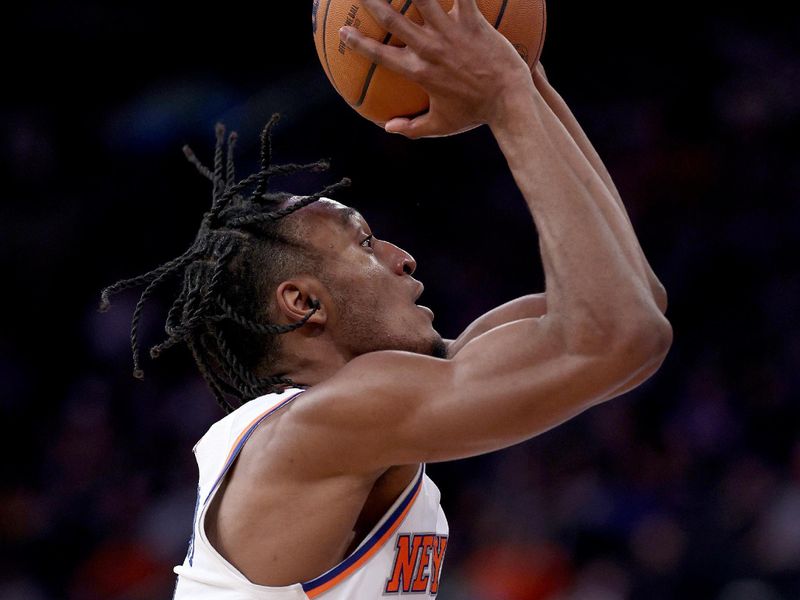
444,293,547,357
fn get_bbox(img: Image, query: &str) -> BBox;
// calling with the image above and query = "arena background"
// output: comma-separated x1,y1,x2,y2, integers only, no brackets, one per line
4,2,799,598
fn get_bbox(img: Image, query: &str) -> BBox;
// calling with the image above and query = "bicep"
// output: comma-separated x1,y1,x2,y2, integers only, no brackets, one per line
290,314,650,472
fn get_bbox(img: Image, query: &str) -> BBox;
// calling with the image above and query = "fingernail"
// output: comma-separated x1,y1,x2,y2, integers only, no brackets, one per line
339,26,350,42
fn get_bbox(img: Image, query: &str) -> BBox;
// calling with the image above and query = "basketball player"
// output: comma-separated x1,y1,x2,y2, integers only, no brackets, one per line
100,0,671,597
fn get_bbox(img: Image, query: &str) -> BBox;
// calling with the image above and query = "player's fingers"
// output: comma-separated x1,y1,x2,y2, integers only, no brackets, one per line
453,0,481,19
410,0,449,29
385,112,441,139
532,61,549,83
340,27,414,77
360,0,425,45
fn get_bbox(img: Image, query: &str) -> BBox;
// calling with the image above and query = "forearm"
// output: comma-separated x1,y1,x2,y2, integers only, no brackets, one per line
531,66,667,312
489,82,662,344
446,293,547,358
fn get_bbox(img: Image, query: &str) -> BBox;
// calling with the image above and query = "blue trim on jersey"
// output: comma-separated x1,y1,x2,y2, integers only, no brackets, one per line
188,484,201,565
301,464,425,593
202,390,306,507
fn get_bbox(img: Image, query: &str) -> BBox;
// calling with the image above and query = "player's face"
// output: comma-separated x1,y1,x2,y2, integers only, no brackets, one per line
297,198,447,359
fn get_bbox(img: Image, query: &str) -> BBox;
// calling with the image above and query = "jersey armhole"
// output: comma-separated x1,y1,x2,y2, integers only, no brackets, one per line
300,463,425,598
192,390,308,592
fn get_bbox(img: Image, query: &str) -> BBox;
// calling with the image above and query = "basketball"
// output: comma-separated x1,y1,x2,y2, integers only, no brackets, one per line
312,0,547,126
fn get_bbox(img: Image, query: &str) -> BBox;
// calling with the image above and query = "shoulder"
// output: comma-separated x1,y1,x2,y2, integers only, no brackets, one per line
193,387,307,466
269,352,454,475
294,350,455,421
229,350,453,479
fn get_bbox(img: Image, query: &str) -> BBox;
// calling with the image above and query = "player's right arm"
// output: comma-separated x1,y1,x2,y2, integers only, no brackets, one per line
286,0,671,474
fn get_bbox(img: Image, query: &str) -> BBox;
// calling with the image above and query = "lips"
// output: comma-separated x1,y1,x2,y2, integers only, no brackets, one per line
412,282,431,318
413,282,424,302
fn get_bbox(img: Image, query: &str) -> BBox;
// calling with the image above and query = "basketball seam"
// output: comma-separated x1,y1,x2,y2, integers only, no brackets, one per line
355,31,392,108
493,0,509,28
354,0,413,109
322,0,340,93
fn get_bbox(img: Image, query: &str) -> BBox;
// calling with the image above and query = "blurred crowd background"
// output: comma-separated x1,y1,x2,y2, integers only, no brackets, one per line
3,2,799,599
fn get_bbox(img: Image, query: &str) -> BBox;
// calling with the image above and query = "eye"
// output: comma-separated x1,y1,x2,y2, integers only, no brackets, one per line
360,234,374,249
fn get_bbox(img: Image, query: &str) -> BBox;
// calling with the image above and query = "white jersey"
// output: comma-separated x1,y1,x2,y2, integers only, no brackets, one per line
173,387,450,599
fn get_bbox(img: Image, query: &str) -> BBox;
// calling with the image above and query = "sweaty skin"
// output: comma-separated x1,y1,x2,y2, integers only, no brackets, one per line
206,0,672,587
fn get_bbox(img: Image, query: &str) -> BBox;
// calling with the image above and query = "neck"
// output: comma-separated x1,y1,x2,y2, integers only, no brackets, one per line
269,336,350,388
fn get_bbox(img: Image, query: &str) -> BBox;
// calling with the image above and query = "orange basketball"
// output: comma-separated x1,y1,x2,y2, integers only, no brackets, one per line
312,0,547,126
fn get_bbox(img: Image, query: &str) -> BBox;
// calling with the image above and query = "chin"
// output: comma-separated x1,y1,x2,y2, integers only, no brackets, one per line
428,337,449,359
355,324,446,359
406,333,447,359
377,333,447,359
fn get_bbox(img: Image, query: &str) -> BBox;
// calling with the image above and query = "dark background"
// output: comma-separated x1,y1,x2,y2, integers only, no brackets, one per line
3,2,799,598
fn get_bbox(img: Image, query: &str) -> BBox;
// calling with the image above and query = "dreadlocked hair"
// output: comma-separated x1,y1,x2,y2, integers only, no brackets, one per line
99,115,351,415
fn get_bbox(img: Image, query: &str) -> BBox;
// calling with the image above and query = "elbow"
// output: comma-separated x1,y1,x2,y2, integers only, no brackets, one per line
616,311,673,369
559,304,673,383
652,281,669,315
558,298,672,361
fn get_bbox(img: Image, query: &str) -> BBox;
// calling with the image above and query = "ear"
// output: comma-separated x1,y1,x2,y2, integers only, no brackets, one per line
274,278,328,328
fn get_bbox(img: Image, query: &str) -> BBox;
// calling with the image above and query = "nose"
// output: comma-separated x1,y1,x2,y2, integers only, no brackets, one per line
381,240,417,276
401,253,416,275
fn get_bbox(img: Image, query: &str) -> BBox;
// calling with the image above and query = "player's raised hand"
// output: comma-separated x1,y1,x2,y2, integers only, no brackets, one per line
338,0,534,139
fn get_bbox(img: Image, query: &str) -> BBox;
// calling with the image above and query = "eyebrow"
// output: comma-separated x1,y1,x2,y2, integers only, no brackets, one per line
337,206,364,230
